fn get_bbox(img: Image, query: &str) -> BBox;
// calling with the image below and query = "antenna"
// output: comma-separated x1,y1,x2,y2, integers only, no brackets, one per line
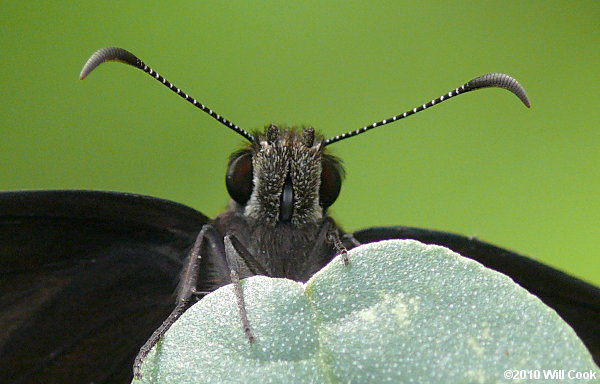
80,47,255,143
324,73,530,146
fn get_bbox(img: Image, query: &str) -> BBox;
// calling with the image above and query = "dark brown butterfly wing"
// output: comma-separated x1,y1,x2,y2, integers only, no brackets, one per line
353,226,600,364
0,190,208,384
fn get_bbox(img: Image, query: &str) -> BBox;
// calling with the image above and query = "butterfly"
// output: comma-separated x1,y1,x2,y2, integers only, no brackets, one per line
1,47,597,384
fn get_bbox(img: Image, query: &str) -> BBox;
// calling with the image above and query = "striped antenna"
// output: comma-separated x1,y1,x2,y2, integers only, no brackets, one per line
80,47,255,143
323,73,530,146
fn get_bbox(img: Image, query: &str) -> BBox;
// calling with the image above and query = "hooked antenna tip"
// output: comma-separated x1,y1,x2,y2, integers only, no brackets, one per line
79,47,141,81
467,73,531,109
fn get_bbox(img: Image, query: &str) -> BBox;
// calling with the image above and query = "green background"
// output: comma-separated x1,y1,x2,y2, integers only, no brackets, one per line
1,2,598,286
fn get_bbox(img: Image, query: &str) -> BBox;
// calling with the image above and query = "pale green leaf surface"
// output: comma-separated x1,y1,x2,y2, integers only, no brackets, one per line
135,240,598,383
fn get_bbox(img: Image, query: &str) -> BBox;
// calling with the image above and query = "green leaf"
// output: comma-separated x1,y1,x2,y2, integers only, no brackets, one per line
134,240,598,383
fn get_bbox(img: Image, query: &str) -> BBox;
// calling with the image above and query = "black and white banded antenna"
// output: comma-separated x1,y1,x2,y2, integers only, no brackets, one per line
323,73,530,146
80,47,255,143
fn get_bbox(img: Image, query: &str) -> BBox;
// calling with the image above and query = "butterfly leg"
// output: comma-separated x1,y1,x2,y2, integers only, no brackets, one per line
133,224,224,378
300,218,349,272
226,234,269,276
224,234,256,343
326,221,350,265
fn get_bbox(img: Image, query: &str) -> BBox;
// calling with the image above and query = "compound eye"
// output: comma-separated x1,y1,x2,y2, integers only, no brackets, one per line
319,157,342,208
226,151,253,204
